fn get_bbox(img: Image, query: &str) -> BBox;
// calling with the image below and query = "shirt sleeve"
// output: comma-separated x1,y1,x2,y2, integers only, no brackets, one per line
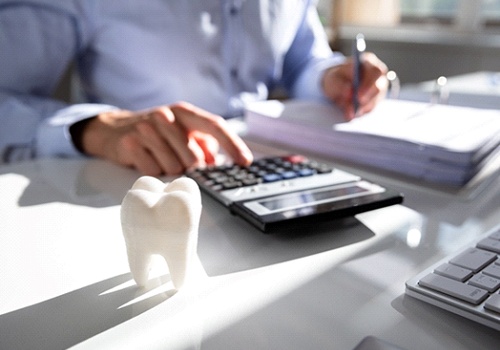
0,2,118,162
282,1,346,102
35,104,119,159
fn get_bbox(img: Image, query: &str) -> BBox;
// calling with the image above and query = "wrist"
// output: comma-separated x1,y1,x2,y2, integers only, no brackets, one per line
321,67,337,100
69,117,95,154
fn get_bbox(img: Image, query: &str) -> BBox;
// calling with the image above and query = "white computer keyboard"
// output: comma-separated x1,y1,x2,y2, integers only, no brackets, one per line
405,224,500,331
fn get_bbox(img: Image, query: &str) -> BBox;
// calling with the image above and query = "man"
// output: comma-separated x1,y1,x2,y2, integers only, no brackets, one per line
0,0,388,175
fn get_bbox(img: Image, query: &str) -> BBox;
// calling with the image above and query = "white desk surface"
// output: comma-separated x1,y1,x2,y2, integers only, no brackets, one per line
1,138,499,350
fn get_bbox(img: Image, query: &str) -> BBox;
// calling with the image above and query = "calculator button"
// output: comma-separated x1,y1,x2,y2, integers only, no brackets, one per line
188,154,336,194
222,181,241,190
311,164,333,174
281,171,298,179
283,155,307,163
242,178,260,186
210,184,223,191
265,164,278,171
206,172,225,180
298,168,315,177
203,179,216,187
263,173,282,182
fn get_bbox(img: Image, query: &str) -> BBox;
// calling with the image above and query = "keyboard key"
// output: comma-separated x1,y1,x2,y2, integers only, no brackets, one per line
485,294,500,314
419,273,488,305
450,248,497,272
482,263,500,279
434,263,473,282
477,238,500,254
468,274,500,292
406,224,500,331
489,230,500,240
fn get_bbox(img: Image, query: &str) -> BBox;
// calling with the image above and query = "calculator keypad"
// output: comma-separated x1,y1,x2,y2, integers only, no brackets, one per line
187,155,333,193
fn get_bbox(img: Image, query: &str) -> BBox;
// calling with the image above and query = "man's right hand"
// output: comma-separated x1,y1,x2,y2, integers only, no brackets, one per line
80,101,253,176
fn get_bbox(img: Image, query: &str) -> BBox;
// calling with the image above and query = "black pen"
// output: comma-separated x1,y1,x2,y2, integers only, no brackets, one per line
352,33,366,117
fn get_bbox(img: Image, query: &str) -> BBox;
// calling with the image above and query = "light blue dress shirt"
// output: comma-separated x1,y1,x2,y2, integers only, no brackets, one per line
0,0,344,162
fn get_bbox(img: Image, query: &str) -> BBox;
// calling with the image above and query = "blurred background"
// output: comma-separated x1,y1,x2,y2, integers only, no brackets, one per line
317,0,500,84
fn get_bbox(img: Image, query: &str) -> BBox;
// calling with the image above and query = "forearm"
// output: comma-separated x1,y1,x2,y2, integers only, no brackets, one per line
0,91,117,162
282,0,346,102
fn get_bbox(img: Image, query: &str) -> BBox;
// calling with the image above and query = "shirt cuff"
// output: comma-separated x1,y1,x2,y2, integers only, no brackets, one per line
291,53,346,102
35,104,118,158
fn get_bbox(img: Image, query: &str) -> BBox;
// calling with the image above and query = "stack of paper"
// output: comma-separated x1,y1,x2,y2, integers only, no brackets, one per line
244,99,500,186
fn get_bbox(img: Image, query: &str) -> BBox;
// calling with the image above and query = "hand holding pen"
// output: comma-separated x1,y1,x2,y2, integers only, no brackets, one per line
321,34,389,121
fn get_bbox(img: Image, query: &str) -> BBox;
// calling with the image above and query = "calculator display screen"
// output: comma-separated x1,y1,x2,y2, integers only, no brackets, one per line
258,185,367,211
231,179,402,232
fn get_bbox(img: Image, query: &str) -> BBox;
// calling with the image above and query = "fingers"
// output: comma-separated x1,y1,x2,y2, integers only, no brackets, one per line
86,103,253,176
127,115,212,176
169,102,253,166
148,108,206,171
358,52,388,106
323,52,388,120
117,132,164,176
322,61,356,120
358,73,389,115
149,103,252,171
192,131,219,165
135,121,187,174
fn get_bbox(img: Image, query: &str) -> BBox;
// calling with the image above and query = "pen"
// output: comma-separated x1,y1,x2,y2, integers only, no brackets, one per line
352,33,366,117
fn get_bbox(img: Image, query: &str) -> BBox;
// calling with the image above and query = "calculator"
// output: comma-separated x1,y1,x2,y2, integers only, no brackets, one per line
186,155,403,232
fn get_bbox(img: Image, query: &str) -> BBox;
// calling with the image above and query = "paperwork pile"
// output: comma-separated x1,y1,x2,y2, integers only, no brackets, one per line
244,99,500,186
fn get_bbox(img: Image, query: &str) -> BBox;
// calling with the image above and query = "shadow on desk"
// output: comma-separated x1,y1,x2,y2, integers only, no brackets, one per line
0,273,174,350
392,295,500,348
198,193,376,276
1,158,140,208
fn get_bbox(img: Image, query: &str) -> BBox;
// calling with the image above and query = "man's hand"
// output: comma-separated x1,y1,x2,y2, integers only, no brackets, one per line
80,102,253,176
322,52,388,121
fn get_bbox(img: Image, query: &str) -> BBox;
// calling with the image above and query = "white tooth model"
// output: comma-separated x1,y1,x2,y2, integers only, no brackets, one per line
121,176,207,290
